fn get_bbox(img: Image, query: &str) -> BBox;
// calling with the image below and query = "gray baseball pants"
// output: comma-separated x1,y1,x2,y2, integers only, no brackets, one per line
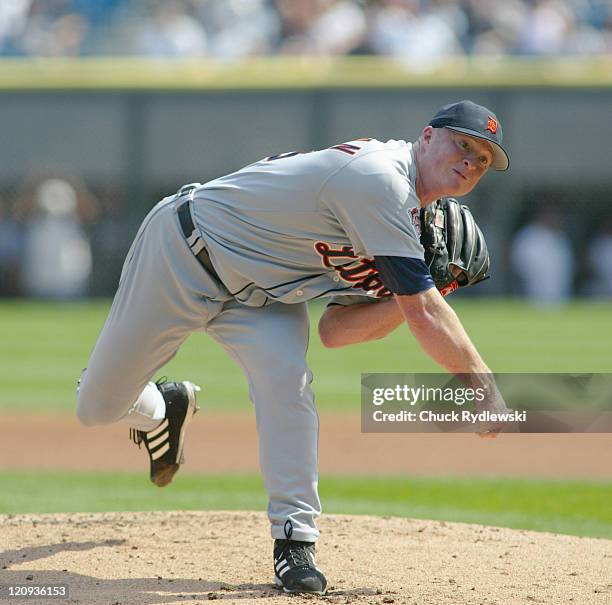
76,196,321,542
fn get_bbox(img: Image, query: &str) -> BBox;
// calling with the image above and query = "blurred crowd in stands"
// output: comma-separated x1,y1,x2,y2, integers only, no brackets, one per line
1,0,612,60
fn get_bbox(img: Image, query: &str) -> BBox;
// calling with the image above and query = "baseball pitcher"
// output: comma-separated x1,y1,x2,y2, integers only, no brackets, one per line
77,100,510,595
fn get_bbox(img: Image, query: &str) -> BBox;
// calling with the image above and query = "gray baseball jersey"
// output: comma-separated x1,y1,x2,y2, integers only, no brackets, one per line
192,138,423,306
77,137,423,544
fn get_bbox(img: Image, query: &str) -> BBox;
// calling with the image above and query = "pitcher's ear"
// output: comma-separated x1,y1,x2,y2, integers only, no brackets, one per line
421,126,434,144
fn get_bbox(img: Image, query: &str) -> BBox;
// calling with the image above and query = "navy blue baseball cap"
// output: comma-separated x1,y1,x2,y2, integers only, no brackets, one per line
429,100,509,171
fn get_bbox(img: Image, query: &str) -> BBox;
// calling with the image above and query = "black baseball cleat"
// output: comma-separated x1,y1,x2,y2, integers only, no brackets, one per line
130,380,200,487
273,520,327,595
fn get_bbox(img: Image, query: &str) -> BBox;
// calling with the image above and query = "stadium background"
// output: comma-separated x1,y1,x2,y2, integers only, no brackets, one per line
1,1,612,300
0,3,611,603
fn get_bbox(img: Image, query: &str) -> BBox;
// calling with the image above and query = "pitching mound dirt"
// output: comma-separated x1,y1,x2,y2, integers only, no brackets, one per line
1,511,610,605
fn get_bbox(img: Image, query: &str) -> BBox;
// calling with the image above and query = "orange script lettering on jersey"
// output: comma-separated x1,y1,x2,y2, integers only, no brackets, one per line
314,241,392,298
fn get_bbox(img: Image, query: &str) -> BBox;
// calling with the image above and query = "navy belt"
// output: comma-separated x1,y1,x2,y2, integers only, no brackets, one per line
177,199,220,282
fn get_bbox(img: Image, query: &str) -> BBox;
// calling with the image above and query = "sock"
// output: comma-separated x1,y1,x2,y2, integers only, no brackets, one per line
120,382,166,432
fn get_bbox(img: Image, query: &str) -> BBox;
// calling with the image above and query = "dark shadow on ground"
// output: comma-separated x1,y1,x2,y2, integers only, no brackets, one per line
0,541,382,604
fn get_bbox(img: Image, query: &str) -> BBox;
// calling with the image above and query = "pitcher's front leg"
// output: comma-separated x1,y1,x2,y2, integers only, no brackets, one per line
207,301,321,542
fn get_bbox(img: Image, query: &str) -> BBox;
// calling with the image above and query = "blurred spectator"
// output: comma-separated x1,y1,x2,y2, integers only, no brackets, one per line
429,0,470,44
510,208,575,306
14,175,98,299
517,0,574,56
464,0,527,57
7,0,92,57
585,218,612,297
135,0,208,58
192,0,280,58
275,0,366,55
0,0,31,54
367,0,461,68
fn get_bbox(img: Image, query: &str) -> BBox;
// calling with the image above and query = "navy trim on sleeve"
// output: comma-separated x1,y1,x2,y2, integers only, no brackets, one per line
374,256,435,295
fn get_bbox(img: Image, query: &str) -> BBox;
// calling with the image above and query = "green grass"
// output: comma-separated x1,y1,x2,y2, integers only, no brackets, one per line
2,301,609,540
0,299,611,412
1,471,610,540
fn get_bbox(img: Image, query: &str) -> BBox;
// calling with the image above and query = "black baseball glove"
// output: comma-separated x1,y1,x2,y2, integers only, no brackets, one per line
420,198,490,297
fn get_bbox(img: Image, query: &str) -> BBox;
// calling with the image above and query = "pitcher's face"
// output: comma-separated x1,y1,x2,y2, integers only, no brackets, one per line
421,127,494,198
